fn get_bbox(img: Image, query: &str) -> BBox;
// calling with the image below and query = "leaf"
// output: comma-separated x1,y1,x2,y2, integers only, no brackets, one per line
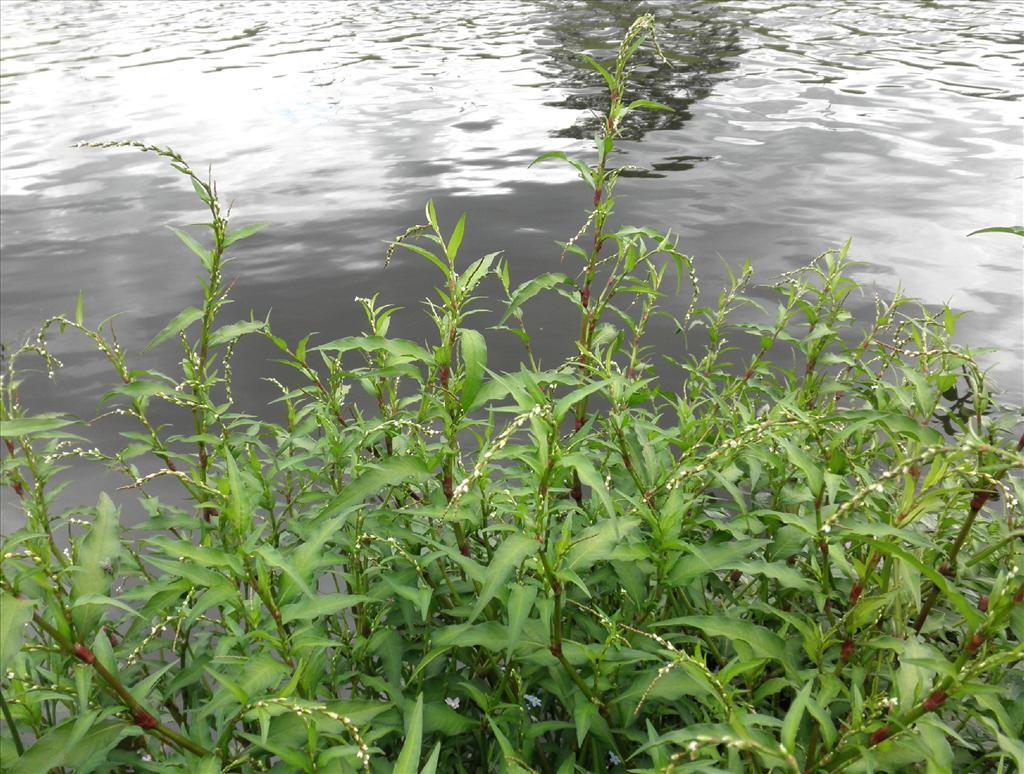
144,306,203,352
71,493,122,636
71,594,142,619
457,252,500,297
0,593,34,673
781,439,823,497
574,698,599,747
553,380,611,423
967,225,1024,237
459,328,487,409
565,518,640,574
0,414,75,438
505,584,538,659
580,53,615,91
860,539,983,627
101,380,174,404
670,539,768,583
321,456,432,517
253,544,314,599
193,759,223,774
168,227,210,265
995,730,1024,770
279,593,371,624
529,151,595,188
207,319,265,348
447,213,466,260
561,453,615,520
315,335,430,362
425,199,439,232
781,681,812,752
470,534,536,622
394,694,424,774
659,615,791,668
420,742,442,774
224,222,269,247
9,714,138,774
627,98,674,112
74,291,84,325
501,272,570,324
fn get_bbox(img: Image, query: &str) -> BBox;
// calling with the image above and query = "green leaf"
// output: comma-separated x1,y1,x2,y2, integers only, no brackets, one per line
74,291,84,326
420,742,442,774
505,584,538,659
144,306,203,352
995,730,1024,770
529,152,595,188
279,593,371,624
859,539,983,627
321,456,432,517
967,225,1024,237
224,223,269,247
316,335,430,362
253,544,315,599
447,213,466,260
781,681,812,753
553,379,611,423
207,319,265,348
0,414,75,438
457,252,500,297
71,493,122,636
501,272,569,323
659,615,791,670
168,227,211,265
394,694,425,774
781,439,823,497
425,199,439,232
0,593,34,673
470,534,536,622
9,713,137,774
580,53,615,91
459,328,487,409
670,539,768,583
561,453,615,520
101,380,174,404
627,98,674,112
194,758,223,774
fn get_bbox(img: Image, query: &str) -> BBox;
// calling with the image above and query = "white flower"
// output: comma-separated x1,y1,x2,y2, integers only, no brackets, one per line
608,751,622,766
445,697,460,710
524,693,542,709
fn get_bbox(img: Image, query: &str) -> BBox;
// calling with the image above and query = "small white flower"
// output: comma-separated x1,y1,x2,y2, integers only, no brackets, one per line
445,697,460,710
524,693,542,709
608,751,622,766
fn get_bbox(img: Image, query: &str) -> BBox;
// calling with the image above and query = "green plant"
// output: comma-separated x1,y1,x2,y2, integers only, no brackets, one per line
1,15,1022,774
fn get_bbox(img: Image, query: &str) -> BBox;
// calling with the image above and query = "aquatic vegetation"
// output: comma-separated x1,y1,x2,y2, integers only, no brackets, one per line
1,15,1021,774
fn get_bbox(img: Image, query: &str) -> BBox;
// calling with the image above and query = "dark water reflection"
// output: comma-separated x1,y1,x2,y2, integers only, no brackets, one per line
1,0,1021,517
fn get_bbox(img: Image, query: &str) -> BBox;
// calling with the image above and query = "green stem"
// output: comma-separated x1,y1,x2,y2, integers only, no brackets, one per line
0,688,24,756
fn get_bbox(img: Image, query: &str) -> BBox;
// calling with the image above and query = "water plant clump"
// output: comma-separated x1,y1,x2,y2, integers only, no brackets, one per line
1,15,1022,774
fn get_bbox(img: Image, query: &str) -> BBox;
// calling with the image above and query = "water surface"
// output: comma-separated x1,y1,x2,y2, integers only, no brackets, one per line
1,0,1021,477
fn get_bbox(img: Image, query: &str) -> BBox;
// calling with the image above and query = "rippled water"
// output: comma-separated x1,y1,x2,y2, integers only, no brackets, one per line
1,0,1021,429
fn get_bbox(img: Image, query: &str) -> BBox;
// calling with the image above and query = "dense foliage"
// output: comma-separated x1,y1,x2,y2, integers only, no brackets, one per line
1,16,1022,774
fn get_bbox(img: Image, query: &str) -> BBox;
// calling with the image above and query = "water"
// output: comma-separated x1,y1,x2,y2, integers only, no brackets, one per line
1,0,1021,477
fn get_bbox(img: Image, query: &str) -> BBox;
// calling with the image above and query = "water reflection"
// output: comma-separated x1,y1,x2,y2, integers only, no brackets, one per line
541,1,744,141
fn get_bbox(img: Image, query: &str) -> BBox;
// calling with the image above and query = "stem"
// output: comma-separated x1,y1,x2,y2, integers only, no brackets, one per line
31,613,211,758
0,688,24,756
912,432,1022,634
